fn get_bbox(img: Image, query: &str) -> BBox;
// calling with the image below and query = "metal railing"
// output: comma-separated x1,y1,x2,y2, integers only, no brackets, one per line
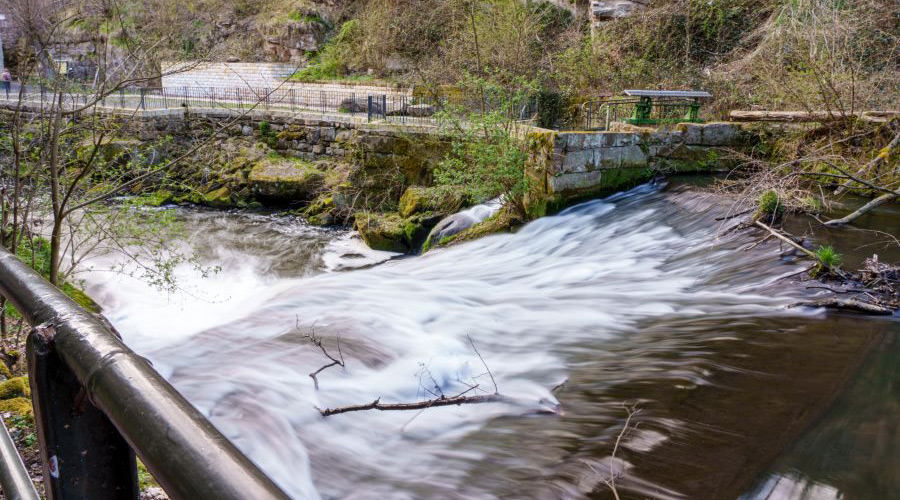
0,248,291,500
0,82,541,127
0,418,39,500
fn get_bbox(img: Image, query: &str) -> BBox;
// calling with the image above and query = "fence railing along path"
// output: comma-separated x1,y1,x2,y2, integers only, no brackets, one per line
0,83,524,128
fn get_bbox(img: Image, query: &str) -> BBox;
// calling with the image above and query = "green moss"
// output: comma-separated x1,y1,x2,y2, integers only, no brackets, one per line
398,186,462,217
354,212,408,252
0,362,11,380
203,186,233,208
61,283,102,313
146,190,174,206
137,459,160,490
0,378,29,400
0,397,33,418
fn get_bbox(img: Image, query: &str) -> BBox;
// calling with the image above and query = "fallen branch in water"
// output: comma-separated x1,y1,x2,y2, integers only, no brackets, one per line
824,191,899,227
790,298,894,315
752,220,852,279
753,220,818,259
318,394,507,416
301,325,344,390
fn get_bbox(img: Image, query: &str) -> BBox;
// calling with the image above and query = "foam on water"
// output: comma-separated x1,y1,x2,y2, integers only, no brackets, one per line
80,184,816,499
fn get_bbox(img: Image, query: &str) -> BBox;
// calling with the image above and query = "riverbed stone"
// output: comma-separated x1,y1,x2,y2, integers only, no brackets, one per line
354,212,408,253
203,186,232,208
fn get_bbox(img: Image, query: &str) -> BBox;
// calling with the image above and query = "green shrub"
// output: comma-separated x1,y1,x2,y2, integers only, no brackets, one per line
757,189,782,216
291,20,359,82
814,245,842,268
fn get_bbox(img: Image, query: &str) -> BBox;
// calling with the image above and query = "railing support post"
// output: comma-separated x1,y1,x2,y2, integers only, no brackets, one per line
27,328,139,500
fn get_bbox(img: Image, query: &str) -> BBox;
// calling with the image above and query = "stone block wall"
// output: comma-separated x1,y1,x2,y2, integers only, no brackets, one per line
131,108,448,184
526,122,747,215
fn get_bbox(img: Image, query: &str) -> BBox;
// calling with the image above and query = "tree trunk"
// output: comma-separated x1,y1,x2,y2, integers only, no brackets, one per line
48,91,64,286
729,110,899,123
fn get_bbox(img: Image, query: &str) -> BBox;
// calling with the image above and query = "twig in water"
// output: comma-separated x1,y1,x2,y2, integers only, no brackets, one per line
604,404,640,500
304,330,345,390
467,334,498,394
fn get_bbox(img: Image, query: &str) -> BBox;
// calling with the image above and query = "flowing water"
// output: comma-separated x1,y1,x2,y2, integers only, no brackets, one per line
80,182,898,500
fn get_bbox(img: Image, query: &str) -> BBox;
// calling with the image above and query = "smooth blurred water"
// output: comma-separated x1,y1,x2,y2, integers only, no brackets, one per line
79,184,898,499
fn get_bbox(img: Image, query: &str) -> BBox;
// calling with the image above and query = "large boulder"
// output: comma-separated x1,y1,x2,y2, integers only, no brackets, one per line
424,198,504,247
355,212,408,253
249,158,325,202
354,211,444,253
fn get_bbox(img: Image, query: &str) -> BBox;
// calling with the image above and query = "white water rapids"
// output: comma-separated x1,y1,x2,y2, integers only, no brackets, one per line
79,183,823,499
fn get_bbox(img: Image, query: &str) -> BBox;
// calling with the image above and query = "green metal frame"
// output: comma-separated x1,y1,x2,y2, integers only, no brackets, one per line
626,96,704,126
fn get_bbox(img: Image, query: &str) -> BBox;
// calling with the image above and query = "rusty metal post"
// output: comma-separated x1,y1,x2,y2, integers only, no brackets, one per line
27,327,139,500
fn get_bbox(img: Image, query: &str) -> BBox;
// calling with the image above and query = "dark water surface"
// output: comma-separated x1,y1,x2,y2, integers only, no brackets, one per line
82,182,898,499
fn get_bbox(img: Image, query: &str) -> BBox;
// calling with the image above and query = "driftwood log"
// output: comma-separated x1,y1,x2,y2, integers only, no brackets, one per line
729,110,899,123
791,298,894,315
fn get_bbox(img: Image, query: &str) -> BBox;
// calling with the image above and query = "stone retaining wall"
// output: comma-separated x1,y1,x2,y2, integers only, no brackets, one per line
526,122,747,215
126,107,449,187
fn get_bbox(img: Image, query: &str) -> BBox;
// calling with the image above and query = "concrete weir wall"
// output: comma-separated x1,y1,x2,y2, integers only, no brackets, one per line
525,122,746,215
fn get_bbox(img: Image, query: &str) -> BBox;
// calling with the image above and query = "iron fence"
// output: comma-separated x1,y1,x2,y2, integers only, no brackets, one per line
1,83,541,127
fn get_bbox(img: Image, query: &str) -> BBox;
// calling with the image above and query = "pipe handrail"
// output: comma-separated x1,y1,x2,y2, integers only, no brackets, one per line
0,248,291,500
0,418,40,500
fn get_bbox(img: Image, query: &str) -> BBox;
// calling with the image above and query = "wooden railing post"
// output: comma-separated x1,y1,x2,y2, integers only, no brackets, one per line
27,327,139,500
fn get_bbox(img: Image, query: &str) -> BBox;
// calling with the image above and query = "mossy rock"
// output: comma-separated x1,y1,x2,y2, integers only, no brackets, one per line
355,212,408,252
143,190,174,207
203,187,233,208
403,212,445,252
0,397,33,418
249,158,325,202
398,186,463,218
423,208,518,253
0,362,11,380
0,377,29,400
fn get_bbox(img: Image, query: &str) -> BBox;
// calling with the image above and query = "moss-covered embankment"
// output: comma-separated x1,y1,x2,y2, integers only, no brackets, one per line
104,112,475,253
81,112,754,254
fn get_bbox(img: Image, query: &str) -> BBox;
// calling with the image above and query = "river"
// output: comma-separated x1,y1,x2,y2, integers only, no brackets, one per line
79,181,898,500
